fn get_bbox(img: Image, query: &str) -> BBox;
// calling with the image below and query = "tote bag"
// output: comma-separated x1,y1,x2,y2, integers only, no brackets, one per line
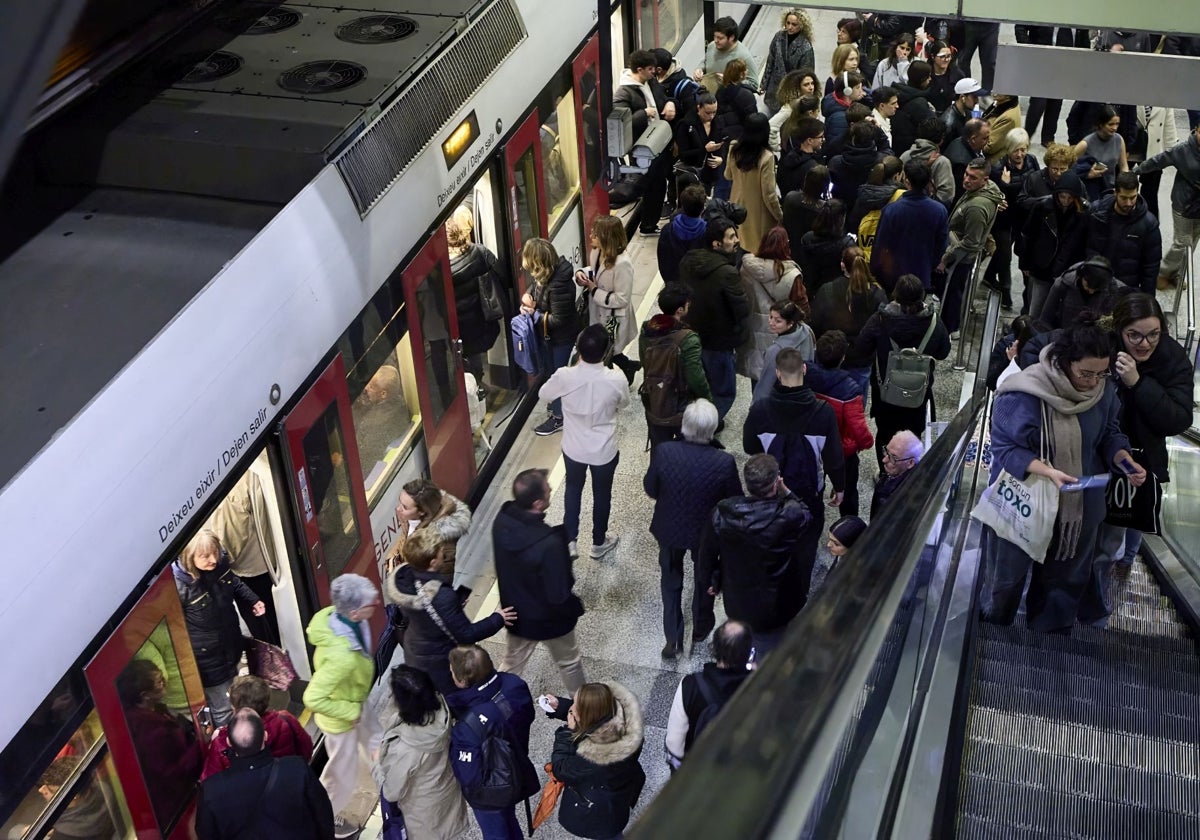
1104,449,1163,535
971,402,1060,562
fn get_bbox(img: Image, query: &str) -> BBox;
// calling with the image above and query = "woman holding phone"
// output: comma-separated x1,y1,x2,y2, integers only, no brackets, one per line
1074,105,1127,200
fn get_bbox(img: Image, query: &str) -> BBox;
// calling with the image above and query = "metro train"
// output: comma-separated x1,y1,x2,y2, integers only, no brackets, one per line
0,0,713,836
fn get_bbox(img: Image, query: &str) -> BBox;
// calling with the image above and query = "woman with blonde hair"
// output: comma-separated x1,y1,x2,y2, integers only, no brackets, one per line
445,205,508,390
762,9,815,114
519,237,579,435
823,43,860,95
768,68,818,155
172,530,264,726
577,215,640,383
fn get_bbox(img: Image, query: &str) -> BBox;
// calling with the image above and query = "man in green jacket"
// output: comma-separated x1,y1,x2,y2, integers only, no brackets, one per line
303,573,380,838
938,157,1003,333
639,282,713,449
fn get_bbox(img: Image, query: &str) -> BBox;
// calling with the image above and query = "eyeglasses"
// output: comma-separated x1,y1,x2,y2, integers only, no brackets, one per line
1073,367,1111,382
1124,329,1162,346
883,450,914,463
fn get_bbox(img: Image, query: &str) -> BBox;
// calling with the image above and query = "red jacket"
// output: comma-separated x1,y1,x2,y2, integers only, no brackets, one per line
814,392,874,457
201,709,314,779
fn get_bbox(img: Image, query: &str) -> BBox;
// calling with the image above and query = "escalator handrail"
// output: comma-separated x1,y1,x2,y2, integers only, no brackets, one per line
627,390,988,840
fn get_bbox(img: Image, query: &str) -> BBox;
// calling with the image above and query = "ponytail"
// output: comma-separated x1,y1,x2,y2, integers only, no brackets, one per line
842,245,872,302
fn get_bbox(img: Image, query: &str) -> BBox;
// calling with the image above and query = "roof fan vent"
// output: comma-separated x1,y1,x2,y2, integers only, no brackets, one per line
336,15,418,44
216,5,303,35
163,51,244,84
277,60,368,95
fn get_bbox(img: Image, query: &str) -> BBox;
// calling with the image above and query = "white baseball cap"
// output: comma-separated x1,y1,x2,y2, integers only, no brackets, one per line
954,78,988,96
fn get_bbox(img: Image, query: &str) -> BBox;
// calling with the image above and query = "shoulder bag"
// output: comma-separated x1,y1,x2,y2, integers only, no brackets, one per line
1104,448,1162,535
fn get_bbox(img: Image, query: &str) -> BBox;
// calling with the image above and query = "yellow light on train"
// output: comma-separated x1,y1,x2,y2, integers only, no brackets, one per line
442,112,480,169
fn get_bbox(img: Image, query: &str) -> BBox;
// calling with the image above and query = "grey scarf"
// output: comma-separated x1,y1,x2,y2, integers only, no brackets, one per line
996,346,1106,561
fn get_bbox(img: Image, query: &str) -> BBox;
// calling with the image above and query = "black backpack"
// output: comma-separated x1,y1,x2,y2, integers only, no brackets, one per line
461,697,527,810
690,672,727,744
639,327,693,427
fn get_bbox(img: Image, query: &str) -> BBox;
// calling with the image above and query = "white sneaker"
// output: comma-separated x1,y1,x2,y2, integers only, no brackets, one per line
333,816,360,838
568,540,578,559
590,536,619,559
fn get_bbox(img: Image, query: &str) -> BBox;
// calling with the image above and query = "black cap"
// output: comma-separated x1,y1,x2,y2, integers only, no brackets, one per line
830,516,868,548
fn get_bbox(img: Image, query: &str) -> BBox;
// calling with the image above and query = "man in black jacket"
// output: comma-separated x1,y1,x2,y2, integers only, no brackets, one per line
889,60,937,157
494,468,587,694
196,709,334,840
614,49,675,234
871,430,923,518
698,454,813,656
679,218,750,422
1086,171,1162,294
743,349,845,580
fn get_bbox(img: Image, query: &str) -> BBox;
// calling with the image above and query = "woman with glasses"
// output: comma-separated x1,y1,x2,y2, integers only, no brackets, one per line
923,40,963,114
981,313,1145,633
1078,294,1194,623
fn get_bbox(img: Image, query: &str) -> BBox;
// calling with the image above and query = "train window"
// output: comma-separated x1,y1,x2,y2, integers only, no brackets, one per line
413,264,460,427
636,0,703,56
351,336,419,506
115,627,205,835
542,93,581,233
511,143,542,245
300,403,363,581
578,63,603,192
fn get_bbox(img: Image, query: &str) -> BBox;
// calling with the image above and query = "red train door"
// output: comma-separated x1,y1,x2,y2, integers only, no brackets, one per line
502,110,549,296
85,567,208,840
402,230,476,499
573,34,609,236
281,355,375,608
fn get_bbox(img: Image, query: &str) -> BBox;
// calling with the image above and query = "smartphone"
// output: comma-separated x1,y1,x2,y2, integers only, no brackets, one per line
1094,162,1108,172
537,695,556,713
198,706,214,729
1061,474,1111,492
1118,457,1138,476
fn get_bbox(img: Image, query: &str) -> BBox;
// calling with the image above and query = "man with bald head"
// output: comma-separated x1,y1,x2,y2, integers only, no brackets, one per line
196,708,334,839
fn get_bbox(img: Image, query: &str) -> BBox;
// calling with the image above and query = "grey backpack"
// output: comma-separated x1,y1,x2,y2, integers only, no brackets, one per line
879,308,939,409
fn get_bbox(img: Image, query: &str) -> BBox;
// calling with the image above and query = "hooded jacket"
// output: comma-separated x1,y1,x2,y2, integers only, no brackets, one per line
1040,259,1131,329
944,179,1005,270
679,247,751,350
752,323,817,402
821,91,853,148
303,606,375,734
890,83,938,156
870,190,950,291
381,490,472,597
1019,171,1089,280
613,68,658,137
492,501,583,641
658,212,708,284
373,696,469,840
830,143,883,213
743,383,846,504
698,490,814,632
551,681,647,839
855,299,952,405
804,362,875,457
1113,334,1194,482
850,181,903,240
172,555,259,686
387,566,505,696
1137,132,1200,217
777,145,822,198
1086,194,1162,294
738,253,799,379
644,440,743,551
446,670,540,807
901,139,955,206
638,314,712,408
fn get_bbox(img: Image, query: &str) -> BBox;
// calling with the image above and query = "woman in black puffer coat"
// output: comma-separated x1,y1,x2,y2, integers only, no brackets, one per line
173,531,263,726
520,238,579,431
446,207,508,383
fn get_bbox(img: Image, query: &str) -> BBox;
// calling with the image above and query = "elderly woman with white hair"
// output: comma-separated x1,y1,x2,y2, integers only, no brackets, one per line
643,400,744,658
870,430,924,519
303,573,381,837
982,127,1041,310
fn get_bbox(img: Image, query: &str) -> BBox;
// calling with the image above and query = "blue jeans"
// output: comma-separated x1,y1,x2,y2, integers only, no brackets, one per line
539,342,574,417
980,523,1099,633
563,452,619,546
473,807,523,840
700,348,736,420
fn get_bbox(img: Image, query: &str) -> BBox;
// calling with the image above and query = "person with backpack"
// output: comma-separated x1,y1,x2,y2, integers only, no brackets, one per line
644,399,743,658
638,282,712,448
543,682,647,839
743,348,846,575
447,645,540,840
697,454,814,657
520,238,579,436
854,275,950,470
664,620,755,770
805,331,875,517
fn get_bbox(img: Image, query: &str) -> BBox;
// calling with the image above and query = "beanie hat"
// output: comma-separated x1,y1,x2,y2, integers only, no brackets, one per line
1053,170,1086,199
830,516,868,548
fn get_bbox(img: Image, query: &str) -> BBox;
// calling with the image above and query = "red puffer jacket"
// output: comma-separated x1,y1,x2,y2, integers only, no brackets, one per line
814,391,874,457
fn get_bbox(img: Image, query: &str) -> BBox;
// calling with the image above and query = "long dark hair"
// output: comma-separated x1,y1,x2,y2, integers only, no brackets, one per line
390,664,441,726
734,113,772,171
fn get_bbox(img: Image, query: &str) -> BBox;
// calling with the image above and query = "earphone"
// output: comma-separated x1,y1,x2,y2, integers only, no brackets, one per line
843,70,850,94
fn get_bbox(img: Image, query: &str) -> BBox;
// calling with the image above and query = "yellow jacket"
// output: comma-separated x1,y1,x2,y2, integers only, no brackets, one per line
303,607,374,734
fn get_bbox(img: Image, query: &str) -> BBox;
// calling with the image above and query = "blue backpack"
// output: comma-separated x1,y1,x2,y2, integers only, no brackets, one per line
510,312,543,375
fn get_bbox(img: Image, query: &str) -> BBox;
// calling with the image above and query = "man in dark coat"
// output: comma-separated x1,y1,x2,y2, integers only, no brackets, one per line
829,121,883,214
870,430,924,519
871,159,949,292
1039,256,1130,328
196,709,334,840
657,184,709,284
777,116,826,197
944,119,991,201
889,60,938,156
493,468,586,693
743,349,845,582
447,645,539,840
1086,172,1162,294
697,454,813,656
679,218,751,421
645,399,742,657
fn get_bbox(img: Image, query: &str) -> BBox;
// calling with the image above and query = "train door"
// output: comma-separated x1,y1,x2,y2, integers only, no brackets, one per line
502,110,549,295
280,356,376,610
573,34,608,236
400,233,477,500
84,567,208,840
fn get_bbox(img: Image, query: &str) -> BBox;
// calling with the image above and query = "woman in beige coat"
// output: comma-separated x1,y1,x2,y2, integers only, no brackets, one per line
725,113,783,254
372,664,469,839
738,225,803,383
576,214,640,382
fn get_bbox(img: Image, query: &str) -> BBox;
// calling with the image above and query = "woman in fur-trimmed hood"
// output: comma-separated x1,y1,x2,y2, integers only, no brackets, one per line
547,681,647,839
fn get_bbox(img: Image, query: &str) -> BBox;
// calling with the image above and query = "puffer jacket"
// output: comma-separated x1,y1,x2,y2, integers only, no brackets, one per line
850,182,903,242
172,555,258,686
821,91,854,148
1040,261,1132,329
716,82,758,143
373,696,469,840
1086,194,1162,294
679,247,751,350
829,143,882,215
1113,334,1193,482
890,83,937,157
534,257,581,346
449,244,505,356
551,682,647,840
737,254,799,379
302,606,375,734
944,180,1005,272
698,491,815,631
743,384,846,504
1137,132,1200,218
644,440,743,551
387,566,505,696
805,362,875,457
492,500,583,641
1019,172,1089,280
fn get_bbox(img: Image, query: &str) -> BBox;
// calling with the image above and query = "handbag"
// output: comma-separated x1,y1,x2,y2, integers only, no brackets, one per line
380,795,409,840
478,270,506,322
971,402,1061,562
246,639,298,691
1104,449,1163,534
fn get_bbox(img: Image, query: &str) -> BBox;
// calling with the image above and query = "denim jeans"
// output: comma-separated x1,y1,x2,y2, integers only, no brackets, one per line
979,524,1099,633
473,807,523,840
563,452,619,546
539,342,574,417
700,348,736,420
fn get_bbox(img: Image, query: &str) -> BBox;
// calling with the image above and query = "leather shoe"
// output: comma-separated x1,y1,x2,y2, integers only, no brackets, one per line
661,642,681,659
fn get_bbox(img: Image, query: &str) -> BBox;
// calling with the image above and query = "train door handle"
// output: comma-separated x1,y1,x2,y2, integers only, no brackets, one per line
310,541,323,570
453,338,464,367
